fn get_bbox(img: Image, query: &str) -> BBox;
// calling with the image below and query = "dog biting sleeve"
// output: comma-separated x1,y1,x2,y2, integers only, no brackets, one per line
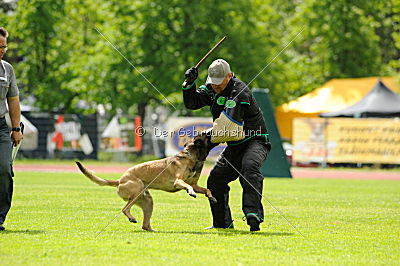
209,93,250,143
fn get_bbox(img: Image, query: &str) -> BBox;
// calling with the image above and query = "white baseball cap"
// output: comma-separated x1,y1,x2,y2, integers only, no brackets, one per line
206,59,231,85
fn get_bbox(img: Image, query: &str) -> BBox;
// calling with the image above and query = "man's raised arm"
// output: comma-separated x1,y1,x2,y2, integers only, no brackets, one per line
182,67,212,110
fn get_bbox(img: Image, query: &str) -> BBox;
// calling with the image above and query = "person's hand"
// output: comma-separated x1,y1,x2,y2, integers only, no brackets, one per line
11,131,23,146
184,67,198,85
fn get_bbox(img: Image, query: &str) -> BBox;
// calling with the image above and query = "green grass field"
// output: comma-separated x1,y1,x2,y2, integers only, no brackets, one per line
1,171,399,265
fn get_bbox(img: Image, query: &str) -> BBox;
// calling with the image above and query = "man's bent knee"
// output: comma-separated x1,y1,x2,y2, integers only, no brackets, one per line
242,160,261,177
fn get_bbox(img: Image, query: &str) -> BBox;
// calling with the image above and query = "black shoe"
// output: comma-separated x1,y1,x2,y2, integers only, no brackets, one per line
0,225,5,231
246,213,261,232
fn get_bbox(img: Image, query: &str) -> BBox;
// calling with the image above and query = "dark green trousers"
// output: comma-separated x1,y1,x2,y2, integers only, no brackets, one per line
0,117,13,224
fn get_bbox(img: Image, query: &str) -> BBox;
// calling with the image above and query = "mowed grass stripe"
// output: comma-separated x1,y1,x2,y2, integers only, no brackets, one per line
0,172,399,265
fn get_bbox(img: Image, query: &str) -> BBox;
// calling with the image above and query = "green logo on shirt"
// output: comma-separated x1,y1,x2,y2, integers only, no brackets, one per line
225,100,236,108
217,97,226,105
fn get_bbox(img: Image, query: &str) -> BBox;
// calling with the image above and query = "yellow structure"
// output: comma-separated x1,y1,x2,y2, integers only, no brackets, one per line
275,77,400,141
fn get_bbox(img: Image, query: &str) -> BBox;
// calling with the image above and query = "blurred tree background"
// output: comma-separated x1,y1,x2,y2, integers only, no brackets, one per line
0,0,399,116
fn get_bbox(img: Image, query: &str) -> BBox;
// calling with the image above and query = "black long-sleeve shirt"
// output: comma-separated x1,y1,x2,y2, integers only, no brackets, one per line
182,77,269,146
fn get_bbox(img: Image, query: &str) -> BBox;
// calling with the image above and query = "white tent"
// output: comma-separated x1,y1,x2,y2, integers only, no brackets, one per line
102,116,121,138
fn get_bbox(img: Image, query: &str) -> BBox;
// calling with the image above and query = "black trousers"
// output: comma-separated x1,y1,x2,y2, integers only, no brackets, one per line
0,117,13,225
207,139,270,228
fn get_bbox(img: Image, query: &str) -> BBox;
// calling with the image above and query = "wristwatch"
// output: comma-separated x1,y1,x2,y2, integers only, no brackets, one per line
11,127,21,132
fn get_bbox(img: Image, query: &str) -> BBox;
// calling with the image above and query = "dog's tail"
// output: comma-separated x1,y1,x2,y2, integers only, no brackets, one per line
75,161,119,187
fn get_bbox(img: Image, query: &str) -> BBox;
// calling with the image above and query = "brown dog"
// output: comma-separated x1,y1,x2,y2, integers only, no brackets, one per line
76,134,216,231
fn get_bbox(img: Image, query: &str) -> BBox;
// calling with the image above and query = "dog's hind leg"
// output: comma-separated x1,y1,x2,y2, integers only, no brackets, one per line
122,198,138,223
136,190,155,232
118,178,144,224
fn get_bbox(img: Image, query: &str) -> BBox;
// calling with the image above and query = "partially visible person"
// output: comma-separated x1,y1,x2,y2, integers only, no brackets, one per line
0,27,22,231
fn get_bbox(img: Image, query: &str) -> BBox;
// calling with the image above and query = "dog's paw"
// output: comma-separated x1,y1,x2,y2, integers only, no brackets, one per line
129,217,138,223
208,196,217,204
188,191,197,198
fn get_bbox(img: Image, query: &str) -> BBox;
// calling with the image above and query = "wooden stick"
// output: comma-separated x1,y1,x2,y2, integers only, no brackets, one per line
183,36,227,87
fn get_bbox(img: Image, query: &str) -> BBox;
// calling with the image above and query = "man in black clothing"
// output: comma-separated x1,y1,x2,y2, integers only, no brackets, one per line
182,59,271,231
